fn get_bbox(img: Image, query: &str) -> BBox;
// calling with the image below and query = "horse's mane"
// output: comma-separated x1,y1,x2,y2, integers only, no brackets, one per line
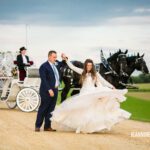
72,60,83,68
126,56,137,65
107,50,121,61
126,56,137,61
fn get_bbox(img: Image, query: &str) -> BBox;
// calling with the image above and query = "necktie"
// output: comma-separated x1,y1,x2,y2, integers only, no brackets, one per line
52,64,60,85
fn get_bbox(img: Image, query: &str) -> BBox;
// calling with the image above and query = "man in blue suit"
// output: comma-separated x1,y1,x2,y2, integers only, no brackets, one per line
35,50,61,132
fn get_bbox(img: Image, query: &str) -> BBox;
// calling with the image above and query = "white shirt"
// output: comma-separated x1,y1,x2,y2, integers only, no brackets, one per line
22,55,28,64
49,61,60,87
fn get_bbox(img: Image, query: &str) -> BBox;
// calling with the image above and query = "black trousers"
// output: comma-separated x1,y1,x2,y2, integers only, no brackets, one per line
35,88,58,129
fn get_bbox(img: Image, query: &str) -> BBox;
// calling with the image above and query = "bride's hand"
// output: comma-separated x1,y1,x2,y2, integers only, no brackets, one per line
61,53,68,61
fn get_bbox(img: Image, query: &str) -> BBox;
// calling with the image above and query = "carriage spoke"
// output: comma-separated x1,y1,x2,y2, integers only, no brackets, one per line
16,88,40,112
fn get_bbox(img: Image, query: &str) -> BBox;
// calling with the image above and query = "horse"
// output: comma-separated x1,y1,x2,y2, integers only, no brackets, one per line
107,49,128,77
121,53,149,84
99,49,129,89
61,61,83,102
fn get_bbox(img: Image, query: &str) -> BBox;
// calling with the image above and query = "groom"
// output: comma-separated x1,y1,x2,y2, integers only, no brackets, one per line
35,50,61,132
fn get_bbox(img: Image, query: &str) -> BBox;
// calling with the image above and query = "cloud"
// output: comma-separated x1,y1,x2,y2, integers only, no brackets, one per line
133,8,150,13
0,23,150,73
0,1,150,76
1,0,150,26
106,16,150,26
0,0,109,26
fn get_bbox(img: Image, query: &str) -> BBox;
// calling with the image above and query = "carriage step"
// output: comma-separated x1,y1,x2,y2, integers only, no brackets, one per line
0,97,8,101
0,91,9,101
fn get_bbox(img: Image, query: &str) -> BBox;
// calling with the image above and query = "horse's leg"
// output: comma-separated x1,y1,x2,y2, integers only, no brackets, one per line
71,90,80,96
61,77,72,103
61,85,71,102
106,74,120,89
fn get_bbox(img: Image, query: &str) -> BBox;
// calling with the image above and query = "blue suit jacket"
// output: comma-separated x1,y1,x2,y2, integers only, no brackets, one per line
39,61,62,95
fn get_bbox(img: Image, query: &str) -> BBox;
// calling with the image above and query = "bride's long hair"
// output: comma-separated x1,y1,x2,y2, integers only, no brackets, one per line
79,59,97,84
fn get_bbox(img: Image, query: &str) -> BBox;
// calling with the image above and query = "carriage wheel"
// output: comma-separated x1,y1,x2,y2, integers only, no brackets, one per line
6,82,20,109
6,100,17,109
16,88,40,112
0,79,5,91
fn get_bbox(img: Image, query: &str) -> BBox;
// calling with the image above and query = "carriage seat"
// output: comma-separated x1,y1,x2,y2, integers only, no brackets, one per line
23,68,41,88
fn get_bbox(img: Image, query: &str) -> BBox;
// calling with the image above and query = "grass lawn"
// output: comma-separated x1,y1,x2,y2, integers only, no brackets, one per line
129,83,150,92
126,92,150,101
121,96,150,122
136,83,150,90
124,83,150,122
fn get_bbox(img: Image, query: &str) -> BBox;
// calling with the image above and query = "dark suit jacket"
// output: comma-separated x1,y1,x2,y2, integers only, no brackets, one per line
39,61,62,95
16,54,30,70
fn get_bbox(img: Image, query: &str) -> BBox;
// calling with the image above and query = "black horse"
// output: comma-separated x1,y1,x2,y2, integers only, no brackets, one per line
61,61,83,102
99,49,129,89
121,53,149,84
107,49,128,77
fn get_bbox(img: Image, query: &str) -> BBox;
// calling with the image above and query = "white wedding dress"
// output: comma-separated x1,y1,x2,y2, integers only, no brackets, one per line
51,61,131,133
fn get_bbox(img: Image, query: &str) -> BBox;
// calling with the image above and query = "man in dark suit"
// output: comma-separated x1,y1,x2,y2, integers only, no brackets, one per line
35,50,61,132
16,47,31,81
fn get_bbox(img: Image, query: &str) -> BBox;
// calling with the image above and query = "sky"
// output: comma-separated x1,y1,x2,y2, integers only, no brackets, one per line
0,0,150,75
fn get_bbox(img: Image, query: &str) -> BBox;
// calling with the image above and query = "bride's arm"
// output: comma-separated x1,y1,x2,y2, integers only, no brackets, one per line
96,72,115,89
66,60,83,75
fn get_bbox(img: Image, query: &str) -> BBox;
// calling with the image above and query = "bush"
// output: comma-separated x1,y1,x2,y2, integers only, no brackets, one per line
131,74,150,83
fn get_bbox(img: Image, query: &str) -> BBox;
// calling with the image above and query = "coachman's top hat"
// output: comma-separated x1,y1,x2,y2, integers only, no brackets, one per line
20,47,27,53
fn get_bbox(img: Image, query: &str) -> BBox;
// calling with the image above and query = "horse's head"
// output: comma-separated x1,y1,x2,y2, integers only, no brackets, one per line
135,53,149,74
117,50,128,76
117,53,128,76
107,49,128,76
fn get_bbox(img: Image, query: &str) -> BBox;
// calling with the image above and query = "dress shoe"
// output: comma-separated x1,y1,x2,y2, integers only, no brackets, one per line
44,127,56,132
35,127,40,132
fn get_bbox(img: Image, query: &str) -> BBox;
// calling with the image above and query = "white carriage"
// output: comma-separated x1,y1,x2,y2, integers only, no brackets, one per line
0,51,41,112
0,68,41,112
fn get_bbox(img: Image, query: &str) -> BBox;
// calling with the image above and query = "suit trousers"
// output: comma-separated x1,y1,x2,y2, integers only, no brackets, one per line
35,88,58,129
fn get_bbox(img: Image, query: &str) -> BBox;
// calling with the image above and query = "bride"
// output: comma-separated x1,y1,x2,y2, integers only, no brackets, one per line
51,54,131,133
